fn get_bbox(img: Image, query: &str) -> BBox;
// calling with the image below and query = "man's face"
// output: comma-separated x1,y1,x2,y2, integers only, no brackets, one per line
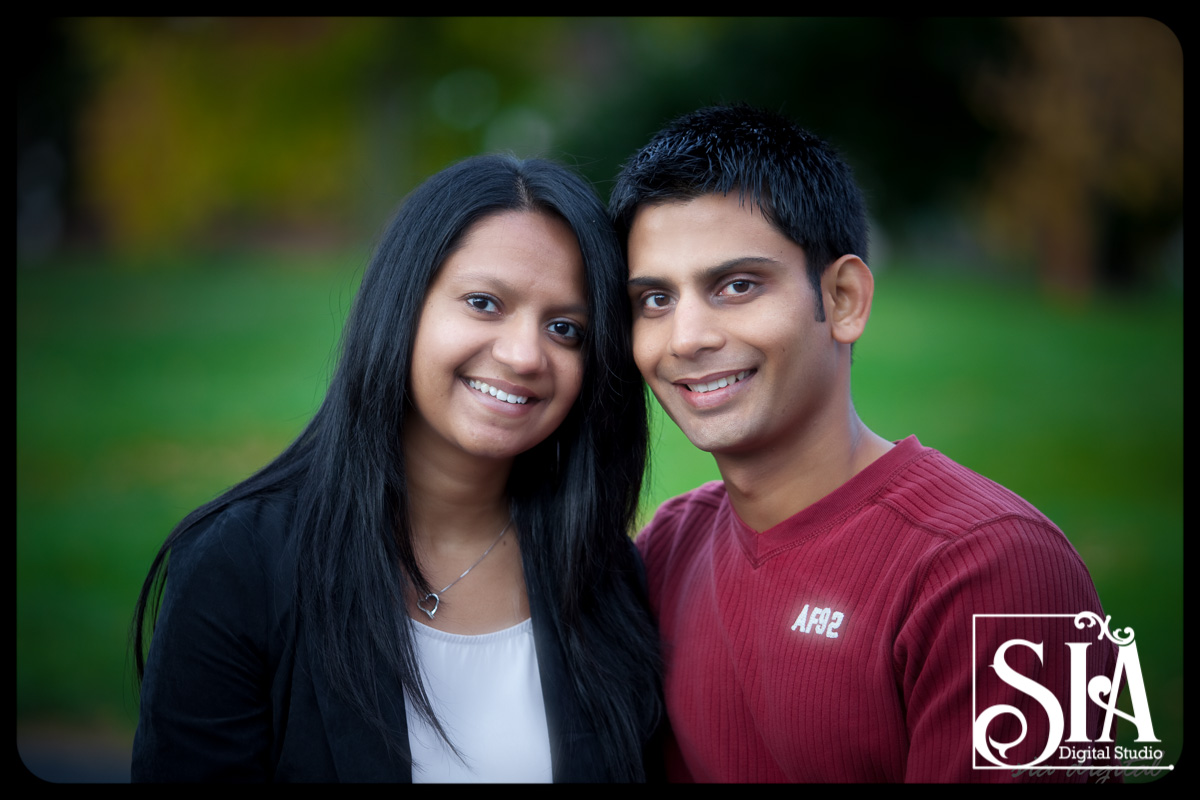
626,192,839,458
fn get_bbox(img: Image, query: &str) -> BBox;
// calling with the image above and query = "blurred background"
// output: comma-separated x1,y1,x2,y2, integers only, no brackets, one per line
17,17,1181,782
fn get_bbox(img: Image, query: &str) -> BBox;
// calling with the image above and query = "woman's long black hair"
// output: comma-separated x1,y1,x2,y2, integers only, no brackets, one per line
132,154,660,780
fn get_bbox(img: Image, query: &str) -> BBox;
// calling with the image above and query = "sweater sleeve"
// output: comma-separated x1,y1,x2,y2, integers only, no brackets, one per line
132,504,275,782
897,517,1116,782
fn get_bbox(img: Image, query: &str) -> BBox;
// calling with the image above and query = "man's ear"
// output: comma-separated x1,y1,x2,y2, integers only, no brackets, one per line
823,255,874,344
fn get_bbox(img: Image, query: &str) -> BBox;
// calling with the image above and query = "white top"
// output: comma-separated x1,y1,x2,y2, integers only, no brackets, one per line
404,618,553,783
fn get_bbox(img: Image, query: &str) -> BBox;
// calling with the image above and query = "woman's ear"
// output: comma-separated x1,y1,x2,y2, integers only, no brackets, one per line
823,255,874,345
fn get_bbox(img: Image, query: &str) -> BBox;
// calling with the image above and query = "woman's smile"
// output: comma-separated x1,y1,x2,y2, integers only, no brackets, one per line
466,377,535,406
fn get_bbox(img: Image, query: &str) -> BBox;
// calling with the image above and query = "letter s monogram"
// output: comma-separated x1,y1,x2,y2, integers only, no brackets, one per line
974,639,1064,767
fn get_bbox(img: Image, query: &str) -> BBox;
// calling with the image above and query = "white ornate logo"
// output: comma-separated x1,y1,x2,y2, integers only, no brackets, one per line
971,612,1169,776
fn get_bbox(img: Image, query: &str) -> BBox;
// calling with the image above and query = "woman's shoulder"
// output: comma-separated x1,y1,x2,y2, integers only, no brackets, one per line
136,488,304,781
153,488,304,653
168,488,300,588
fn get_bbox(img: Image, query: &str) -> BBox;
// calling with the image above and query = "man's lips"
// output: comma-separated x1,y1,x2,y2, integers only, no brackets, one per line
675,369,754,394
668,369,756,410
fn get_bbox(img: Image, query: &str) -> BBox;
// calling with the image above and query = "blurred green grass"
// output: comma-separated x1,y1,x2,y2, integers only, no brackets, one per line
17,255,1182,778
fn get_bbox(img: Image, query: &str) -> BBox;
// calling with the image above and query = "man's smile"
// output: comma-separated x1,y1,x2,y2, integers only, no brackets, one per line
679,369,755,394
668,368,757,411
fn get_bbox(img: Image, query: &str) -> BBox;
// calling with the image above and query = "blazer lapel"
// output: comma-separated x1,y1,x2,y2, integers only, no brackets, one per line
305,625,413,782
528,583,607,782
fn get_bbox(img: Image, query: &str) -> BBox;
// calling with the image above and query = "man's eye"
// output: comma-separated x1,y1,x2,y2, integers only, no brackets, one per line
643,293,671,309
723,280,754,295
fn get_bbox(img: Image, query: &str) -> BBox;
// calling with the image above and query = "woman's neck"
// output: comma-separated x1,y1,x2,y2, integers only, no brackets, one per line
402,433,529,633
400,415,531,633
402,423,513,550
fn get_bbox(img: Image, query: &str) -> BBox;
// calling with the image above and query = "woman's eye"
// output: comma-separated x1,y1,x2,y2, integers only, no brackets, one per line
548,320,584,342
466,295,499,313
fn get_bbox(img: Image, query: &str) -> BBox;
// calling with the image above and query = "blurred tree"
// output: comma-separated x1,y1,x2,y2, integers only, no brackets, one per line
18,17,90,264
61,17,1014,258
971,17,1182,295
66,17,610,255
73,17,394,254
51,16,1182,295
559,18,1015,256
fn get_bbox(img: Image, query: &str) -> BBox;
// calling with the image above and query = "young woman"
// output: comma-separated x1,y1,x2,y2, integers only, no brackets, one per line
131,155,662,782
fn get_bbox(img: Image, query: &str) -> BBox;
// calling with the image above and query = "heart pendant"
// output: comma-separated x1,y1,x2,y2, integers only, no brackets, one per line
417,593,440,619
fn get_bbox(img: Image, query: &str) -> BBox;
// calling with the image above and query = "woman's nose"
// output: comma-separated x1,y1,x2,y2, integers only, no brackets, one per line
491,319,547,374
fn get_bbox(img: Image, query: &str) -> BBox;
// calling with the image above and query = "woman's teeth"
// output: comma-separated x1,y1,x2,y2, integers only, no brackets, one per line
687,370,751,394
468,379,529,404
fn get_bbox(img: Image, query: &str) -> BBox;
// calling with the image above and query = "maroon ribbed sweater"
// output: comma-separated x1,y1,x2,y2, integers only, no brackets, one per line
638,436,1117,782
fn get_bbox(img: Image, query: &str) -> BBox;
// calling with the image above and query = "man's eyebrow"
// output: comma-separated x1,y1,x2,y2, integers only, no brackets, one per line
627,275,666,289
627,256,781,289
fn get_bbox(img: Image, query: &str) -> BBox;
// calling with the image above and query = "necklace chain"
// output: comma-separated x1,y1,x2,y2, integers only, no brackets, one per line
416,517,512,620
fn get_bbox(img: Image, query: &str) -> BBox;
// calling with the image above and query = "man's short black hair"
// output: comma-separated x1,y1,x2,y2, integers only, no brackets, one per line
610,104,869,318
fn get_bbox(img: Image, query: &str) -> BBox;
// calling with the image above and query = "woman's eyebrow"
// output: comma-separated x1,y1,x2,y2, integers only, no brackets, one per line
451,270,588,316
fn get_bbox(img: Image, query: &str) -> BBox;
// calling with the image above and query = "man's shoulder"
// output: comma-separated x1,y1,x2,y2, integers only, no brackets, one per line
636,481,727,555
656,479,728,514
884,443,1059,539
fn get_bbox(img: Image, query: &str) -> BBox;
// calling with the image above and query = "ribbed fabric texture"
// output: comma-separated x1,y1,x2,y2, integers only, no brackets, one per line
638,436,1117,782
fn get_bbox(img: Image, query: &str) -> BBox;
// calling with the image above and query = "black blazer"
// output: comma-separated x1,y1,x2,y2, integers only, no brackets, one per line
132,491,639,782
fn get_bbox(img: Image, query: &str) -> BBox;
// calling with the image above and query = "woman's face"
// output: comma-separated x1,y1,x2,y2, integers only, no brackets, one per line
407,210,588,464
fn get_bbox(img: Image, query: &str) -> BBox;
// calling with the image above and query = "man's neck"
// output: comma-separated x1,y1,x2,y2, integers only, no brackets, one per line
715,413,893,533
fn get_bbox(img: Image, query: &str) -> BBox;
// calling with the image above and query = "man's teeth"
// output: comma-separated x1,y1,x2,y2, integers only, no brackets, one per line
468,379,529,404
687,370,751,393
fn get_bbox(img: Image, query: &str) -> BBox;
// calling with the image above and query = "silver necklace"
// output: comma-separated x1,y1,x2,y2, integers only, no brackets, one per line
416,517,512,620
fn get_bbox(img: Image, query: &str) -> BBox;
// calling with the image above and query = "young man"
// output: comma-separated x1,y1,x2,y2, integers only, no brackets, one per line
611,105,1119,782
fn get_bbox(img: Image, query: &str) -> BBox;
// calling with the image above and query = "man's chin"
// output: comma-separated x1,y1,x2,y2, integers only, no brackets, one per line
671,423,746,456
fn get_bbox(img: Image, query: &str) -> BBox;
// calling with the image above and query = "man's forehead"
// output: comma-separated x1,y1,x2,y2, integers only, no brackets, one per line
627,193,785,274
629,192,763,227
